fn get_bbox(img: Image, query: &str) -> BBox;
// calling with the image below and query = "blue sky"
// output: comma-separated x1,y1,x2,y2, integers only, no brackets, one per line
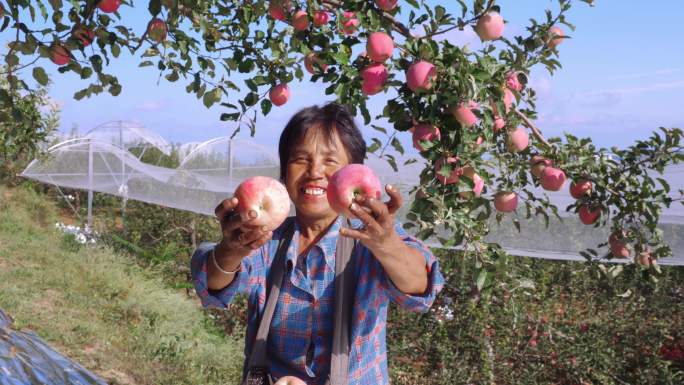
4,0,683,152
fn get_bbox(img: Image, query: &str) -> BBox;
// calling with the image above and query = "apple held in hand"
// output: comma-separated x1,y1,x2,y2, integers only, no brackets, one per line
234,176,291,231
274,376,307,385
327,164,382,218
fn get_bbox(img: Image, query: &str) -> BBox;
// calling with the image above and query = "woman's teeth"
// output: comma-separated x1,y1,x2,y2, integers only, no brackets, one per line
304,188,325,196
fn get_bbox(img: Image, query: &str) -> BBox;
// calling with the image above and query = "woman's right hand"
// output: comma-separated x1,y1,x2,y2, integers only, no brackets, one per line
214,197,273,260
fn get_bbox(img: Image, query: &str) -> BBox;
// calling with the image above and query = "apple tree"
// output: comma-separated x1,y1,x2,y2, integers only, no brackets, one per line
1,0,683,290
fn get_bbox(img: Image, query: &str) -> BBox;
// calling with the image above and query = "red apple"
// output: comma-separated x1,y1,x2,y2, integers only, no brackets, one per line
530,156,552,178
269,83,290,106
312,10,329,26
304,53,328,74
292,10,309,31
570,179,592,199
637,250,656,267
406,60,436,92
49,43,71,66
459,166,484,198
375,0,398,12
72,25,95,47
274,376,307,385
435,157,461,185
506,71,523,91
494,191,518,212
493,116,506,132
451,101,479,128
540,167,566,191
234,176,291,231
97,0,121,13
327,164,382,218
341,11,359,35
547,26,564,49
147,18,168,43
578,205,600,225
367,32,393,63
360,63,388,96
412,124,440,151
507,127,529,153
474,11,504,41
269,0,291,21
608,231,630,258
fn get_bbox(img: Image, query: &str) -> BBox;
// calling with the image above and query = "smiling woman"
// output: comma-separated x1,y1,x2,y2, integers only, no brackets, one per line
190,102,444,385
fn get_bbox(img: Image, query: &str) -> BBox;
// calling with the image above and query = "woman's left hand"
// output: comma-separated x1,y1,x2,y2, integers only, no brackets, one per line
339,184,404,255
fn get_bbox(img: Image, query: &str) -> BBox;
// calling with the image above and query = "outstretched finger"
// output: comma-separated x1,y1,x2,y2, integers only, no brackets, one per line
339,226,371,242
349,202,383,235
384,184,403,215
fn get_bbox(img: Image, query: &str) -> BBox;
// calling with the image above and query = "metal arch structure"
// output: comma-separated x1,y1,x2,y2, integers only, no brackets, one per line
20,128,684,266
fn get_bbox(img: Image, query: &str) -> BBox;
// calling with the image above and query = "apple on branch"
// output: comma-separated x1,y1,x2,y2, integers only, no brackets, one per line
269,83,290,106
97,0,121,14
312,10,329,26
366,32,394,63
494,191,518,213
327,164,382,219
233,176,291,231
406,61,436,92
475,11,504,41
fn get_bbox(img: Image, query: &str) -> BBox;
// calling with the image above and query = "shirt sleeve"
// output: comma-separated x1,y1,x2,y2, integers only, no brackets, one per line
190,241,257,309
378,222,445,313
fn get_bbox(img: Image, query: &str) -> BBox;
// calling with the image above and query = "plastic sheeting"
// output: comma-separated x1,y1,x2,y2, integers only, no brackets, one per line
20,125,684,265
0,309,107,385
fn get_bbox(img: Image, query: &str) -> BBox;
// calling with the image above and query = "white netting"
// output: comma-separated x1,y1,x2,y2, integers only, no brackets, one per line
83,121,172,156
20,122,684,265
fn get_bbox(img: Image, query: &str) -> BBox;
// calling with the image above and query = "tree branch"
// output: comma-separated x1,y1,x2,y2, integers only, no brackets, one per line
417,0,495,40
321,0,412,38
514,109,552,149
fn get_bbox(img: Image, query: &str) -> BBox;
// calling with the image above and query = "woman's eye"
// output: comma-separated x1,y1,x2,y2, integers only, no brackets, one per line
326,158,338,164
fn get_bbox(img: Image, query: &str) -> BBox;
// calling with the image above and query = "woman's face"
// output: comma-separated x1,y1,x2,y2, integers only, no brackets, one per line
285,127,351,223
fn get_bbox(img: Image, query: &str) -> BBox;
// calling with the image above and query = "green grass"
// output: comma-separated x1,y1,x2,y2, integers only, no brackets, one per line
0,184,244,385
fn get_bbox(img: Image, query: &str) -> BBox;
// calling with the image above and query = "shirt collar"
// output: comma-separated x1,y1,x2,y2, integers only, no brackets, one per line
285,216,344,271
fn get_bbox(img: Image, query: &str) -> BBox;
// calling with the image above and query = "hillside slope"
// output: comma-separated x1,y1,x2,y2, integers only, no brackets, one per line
0,185,243,385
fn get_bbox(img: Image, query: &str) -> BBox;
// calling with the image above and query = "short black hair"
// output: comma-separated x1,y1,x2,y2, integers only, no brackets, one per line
278,102,366,182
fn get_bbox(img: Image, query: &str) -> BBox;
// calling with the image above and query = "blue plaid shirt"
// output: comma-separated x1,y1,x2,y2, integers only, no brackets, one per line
191,216,444,384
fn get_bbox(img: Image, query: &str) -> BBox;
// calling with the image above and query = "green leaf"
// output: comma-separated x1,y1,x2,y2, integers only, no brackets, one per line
391,137,404,155
148,0,161,16
32,67,49,86
244,91,259,107
260,99,272,116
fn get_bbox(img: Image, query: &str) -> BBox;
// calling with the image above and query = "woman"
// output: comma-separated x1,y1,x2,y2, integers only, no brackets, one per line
191,102,444,385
